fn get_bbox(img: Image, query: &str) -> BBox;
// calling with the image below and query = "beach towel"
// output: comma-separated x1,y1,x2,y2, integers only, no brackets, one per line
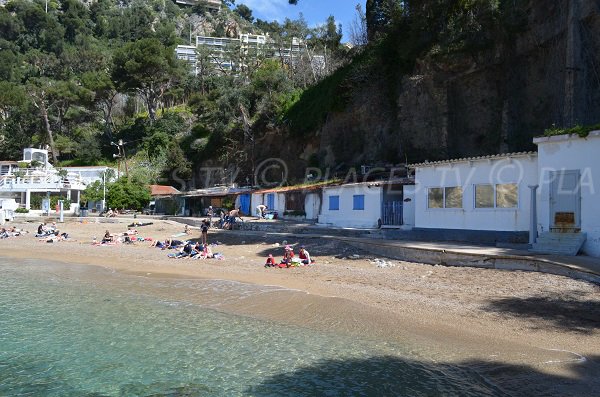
171,232,188,238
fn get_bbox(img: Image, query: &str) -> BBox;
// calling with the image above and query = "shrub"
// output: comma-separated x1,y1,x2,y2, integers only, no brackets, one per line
15,207,29,213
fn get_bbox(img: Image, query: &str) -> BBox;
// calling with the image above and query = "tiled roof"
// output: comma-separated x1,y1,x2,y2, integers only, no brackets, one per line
408,151,537,168
150,185,181,196
252,181,341,194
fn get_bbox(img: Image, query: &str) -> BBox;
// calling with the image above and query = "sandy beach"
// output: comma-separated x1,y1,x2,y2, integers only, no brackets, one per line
2,218,599,395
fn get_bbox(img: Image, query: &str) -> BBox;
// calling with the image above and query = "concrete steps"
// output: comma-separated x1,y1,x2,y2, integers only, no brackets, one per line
530,232,587,256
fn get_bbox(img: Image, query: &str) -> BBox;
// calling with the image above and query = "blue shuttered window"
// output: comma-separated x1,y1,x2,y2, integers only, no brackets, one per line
329,195,340,210
353,195,365,210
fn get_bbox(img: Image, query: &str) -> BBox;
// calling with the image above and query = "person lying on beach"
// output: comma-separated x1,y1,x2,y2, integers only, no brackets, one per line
44,230,69,243
168,239,184,249
169,242,196,259
150,239,168,249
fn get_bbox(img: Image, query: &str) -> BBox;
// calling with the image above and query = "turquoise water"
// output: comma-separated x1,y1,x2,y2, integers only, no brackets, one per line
0,259,506,396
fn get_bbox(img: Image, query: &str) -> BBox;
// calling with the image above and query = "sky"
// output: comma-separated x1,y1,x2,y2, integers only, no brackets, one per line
236,0,366,41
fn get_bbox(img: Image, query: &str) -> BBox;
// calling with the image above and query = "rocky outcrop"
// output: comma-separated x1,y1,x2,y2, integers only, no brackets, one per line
312,0,600,168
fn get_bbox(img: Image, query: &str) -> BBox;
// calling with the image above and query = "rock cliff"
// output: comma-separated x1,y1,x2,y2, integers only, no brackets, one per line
304,0,600,169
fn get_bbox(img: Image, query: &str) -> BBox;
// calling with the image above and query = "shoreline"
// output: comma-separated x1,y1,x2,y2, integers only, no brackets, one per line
2,219,600,393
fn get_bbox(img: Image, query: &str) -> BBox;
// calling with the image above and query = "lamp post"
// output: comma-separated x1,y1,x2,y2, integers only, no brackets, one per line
102,170,107,213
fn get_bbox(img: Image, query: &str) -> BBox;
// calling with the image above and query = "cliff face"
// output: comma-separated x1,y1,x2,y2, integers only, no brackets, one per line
311,0,600,168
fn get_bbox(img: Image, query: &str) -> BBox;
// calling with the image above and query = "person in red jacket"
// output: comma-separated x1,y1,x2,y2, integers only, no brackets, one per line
298,245,312,265
265,254,276,268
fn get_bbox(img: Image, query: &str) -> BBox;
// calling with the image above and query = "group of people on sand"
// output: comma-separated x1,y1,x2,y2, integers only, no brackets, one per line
35,222,69,243
0,226,26,239
265,244,313,268
104,208,124,218
99,228,140,244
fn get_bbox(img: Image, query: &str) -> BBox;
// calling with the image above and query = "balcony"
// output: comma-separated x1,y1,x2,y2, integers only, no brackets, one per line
0,168,86,192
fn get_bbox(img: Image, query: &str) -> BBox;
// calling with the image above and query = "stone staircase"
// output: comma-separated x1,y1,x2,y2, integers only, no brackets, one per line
530,231,587,256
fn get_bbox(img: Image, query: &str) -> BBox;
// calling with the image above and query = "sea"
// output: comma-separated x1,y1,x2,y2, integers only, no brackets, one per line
0,258,564,396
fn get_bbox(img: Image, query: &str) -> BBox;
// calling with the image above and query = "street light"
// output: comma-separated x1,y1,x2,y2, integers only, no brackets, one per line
102,170,107,213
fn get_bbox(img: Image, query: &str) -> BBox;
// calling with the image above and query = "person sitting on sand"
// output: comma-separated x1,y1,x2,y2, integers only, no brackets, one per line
102,230,113,243
298,246,312,265
281,245,295,266
0,228,8,239
265,254,275,268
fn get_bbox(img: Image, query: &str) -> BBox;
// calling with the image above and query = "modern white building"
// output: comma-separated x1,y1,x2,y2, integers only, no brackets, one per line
176,32,326,75
175,45,198,73
410,152,538,240
0,149,113,214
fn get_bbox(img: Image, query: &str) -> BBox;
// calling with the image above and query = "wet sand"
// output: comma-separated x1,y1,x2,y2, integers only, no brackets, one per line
2,218,600,395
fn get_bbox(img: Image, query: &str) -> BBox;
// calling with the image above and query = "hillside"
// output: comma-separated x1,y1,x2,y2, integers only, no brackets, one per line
2,0,599,188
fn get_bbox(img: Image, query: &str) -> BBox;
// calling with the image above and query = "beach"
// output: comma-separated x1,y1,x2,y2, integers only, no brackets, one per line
2,218,599,395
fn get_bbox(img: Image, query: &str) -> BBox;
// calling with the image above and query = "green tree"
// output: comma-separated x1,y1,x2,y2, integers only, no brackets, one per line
234,4,254,22
107,177,151,211
112,38,184,122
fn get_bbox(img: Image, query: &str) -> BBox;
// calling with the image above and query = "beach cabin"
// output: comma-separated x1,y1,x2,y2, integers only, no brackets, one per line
533,131,600,257
182,186,249,217
318,182,383,228
149,185,183,215
410,152,538,244
251,184,324,220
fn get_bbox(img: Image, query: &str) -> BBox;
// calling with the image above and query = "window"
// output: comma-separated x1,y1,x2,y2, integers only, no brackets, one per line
329,195,339,210
475,184,518,208
444,187,463,208
353,195,365,210
475,185,494,208
428,188,443,208
428,187,463,209
496,184,518,208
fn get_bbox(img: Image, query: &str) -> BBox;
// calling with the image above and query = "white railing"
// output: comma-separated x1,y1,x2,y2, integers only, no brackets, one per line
0,168,84,189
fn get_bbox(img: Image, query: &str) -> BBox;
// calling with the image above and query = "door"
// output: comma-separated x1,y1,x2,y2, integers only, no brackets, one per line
549,170,580,229
266,193,275,210
382,201,404,226
239,194,250,216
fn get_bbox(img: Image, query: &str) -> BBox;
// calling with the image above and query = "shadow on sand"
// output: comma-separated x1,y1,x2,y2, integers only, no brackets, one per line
483,292,600,334
246,354,600,397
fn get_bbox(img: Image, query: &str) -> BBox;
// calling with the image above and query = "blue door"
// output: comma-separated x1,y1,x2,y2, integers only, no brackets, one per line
267,193,275,210
239,194,251,216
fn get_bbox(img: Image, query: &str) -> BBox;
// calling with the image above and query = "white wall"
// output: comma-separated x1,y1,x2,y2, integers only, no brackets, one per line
251,192,285,215
402,185,415,228
535,131,600,256
318,184,382,228
414,155,538,231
